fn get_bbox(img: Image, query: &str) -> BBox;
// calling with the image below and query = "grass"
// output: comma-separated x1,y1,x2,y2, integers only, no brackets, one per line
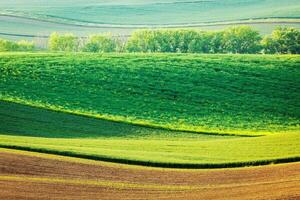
0,94,300,168
0,53,299,136
1,133,300,167
0,100,223,140
0,52,299,168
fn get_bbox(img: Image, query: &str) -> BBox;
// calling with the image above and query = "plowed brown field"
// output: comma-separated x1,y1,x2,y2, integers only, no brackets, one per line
1,149,300,200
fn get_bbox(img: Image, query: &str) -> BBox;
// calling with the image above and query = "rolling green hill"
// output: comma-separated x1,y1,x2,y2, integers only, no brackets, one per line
0,100,299,167
0,53,299,136
0,52,299,167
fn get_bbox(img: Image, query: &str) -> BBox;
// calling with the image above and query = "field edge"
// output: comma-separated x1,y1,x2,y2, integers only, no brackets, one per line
1,145,299,169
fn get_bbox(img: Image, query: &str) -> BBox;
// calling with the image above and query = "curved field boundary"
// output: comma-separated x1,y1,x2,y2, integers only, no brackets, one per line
1,144,299,169
0,98,258,137
1,13,300,29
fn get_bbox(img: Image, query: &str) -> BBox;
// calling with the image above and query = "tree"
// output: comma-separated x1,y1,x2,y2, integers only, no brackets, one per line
48,32,78,52
209,31,225,53
188,31,213,53
263,27,300,54
126,29,201,53
83,34,118,53
173,29,199,53
126,30,154,52
0,39,18,51
17,40,35,51
222,26,262,54
261,36,278,54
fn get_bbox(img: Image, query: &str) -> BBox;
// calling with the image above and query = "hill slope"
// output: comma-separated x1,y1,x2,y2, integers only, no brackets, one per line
1,149,300,199
0,101,299,167
1,0,299,25
0,53,299,135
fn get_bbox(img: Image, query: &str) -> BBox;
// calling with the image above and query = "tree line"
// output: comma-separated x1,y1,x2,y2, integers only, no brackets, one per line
0,26,299,54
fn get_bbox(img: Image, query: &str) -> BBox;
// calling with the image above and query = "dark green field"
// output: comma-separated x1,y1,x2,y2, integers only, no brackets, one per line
1,53,299,136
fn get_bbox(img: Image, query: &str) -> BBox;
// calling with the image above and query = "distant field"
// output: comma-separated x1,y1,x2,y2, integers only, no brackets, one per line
0,0,299,40
1,53,299,136
1,0,299,25
1,16,299,41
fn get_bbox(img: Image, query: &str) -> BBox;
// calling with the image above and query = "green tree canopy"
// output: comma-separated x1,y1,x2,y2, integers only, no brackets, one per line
83,34,118,53
222,26,262,54
262,27,300,54
0,39,18,52
48,32,79,52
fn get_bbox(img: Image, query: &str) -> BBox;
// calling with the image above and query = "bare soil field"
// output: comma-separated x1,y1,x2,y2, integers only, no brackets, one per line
1,149,300,200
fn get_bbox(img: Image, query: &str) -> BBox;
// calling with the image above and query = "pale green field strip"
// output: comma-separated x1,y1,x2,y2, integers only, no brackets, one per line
1,16,299,41
1,133,299,168
1,13,300,28
1,0,299,25
1,147,299,172
0,0,299,38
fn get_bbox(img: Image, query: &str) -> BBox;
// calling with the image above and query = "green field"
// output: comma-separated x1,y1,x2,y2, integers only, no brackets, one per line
0,100,299,167
1,53,299,136
0,52,299,167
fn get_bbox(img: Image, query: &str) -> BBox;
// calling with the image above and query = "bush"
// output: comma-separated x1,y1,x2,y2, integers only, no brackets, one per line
0,39,35,52
49,32,79,52
83,34,118,53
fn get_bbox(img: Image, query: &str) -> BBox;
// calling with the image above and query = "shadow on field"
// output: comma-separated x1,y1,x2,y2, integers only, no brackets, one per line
0,100,237,139
0,100,164,138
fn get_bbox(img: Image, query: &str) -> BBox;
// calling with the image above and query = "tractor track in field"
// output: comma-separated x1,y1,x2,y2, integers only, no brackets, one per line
1,149,300,200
